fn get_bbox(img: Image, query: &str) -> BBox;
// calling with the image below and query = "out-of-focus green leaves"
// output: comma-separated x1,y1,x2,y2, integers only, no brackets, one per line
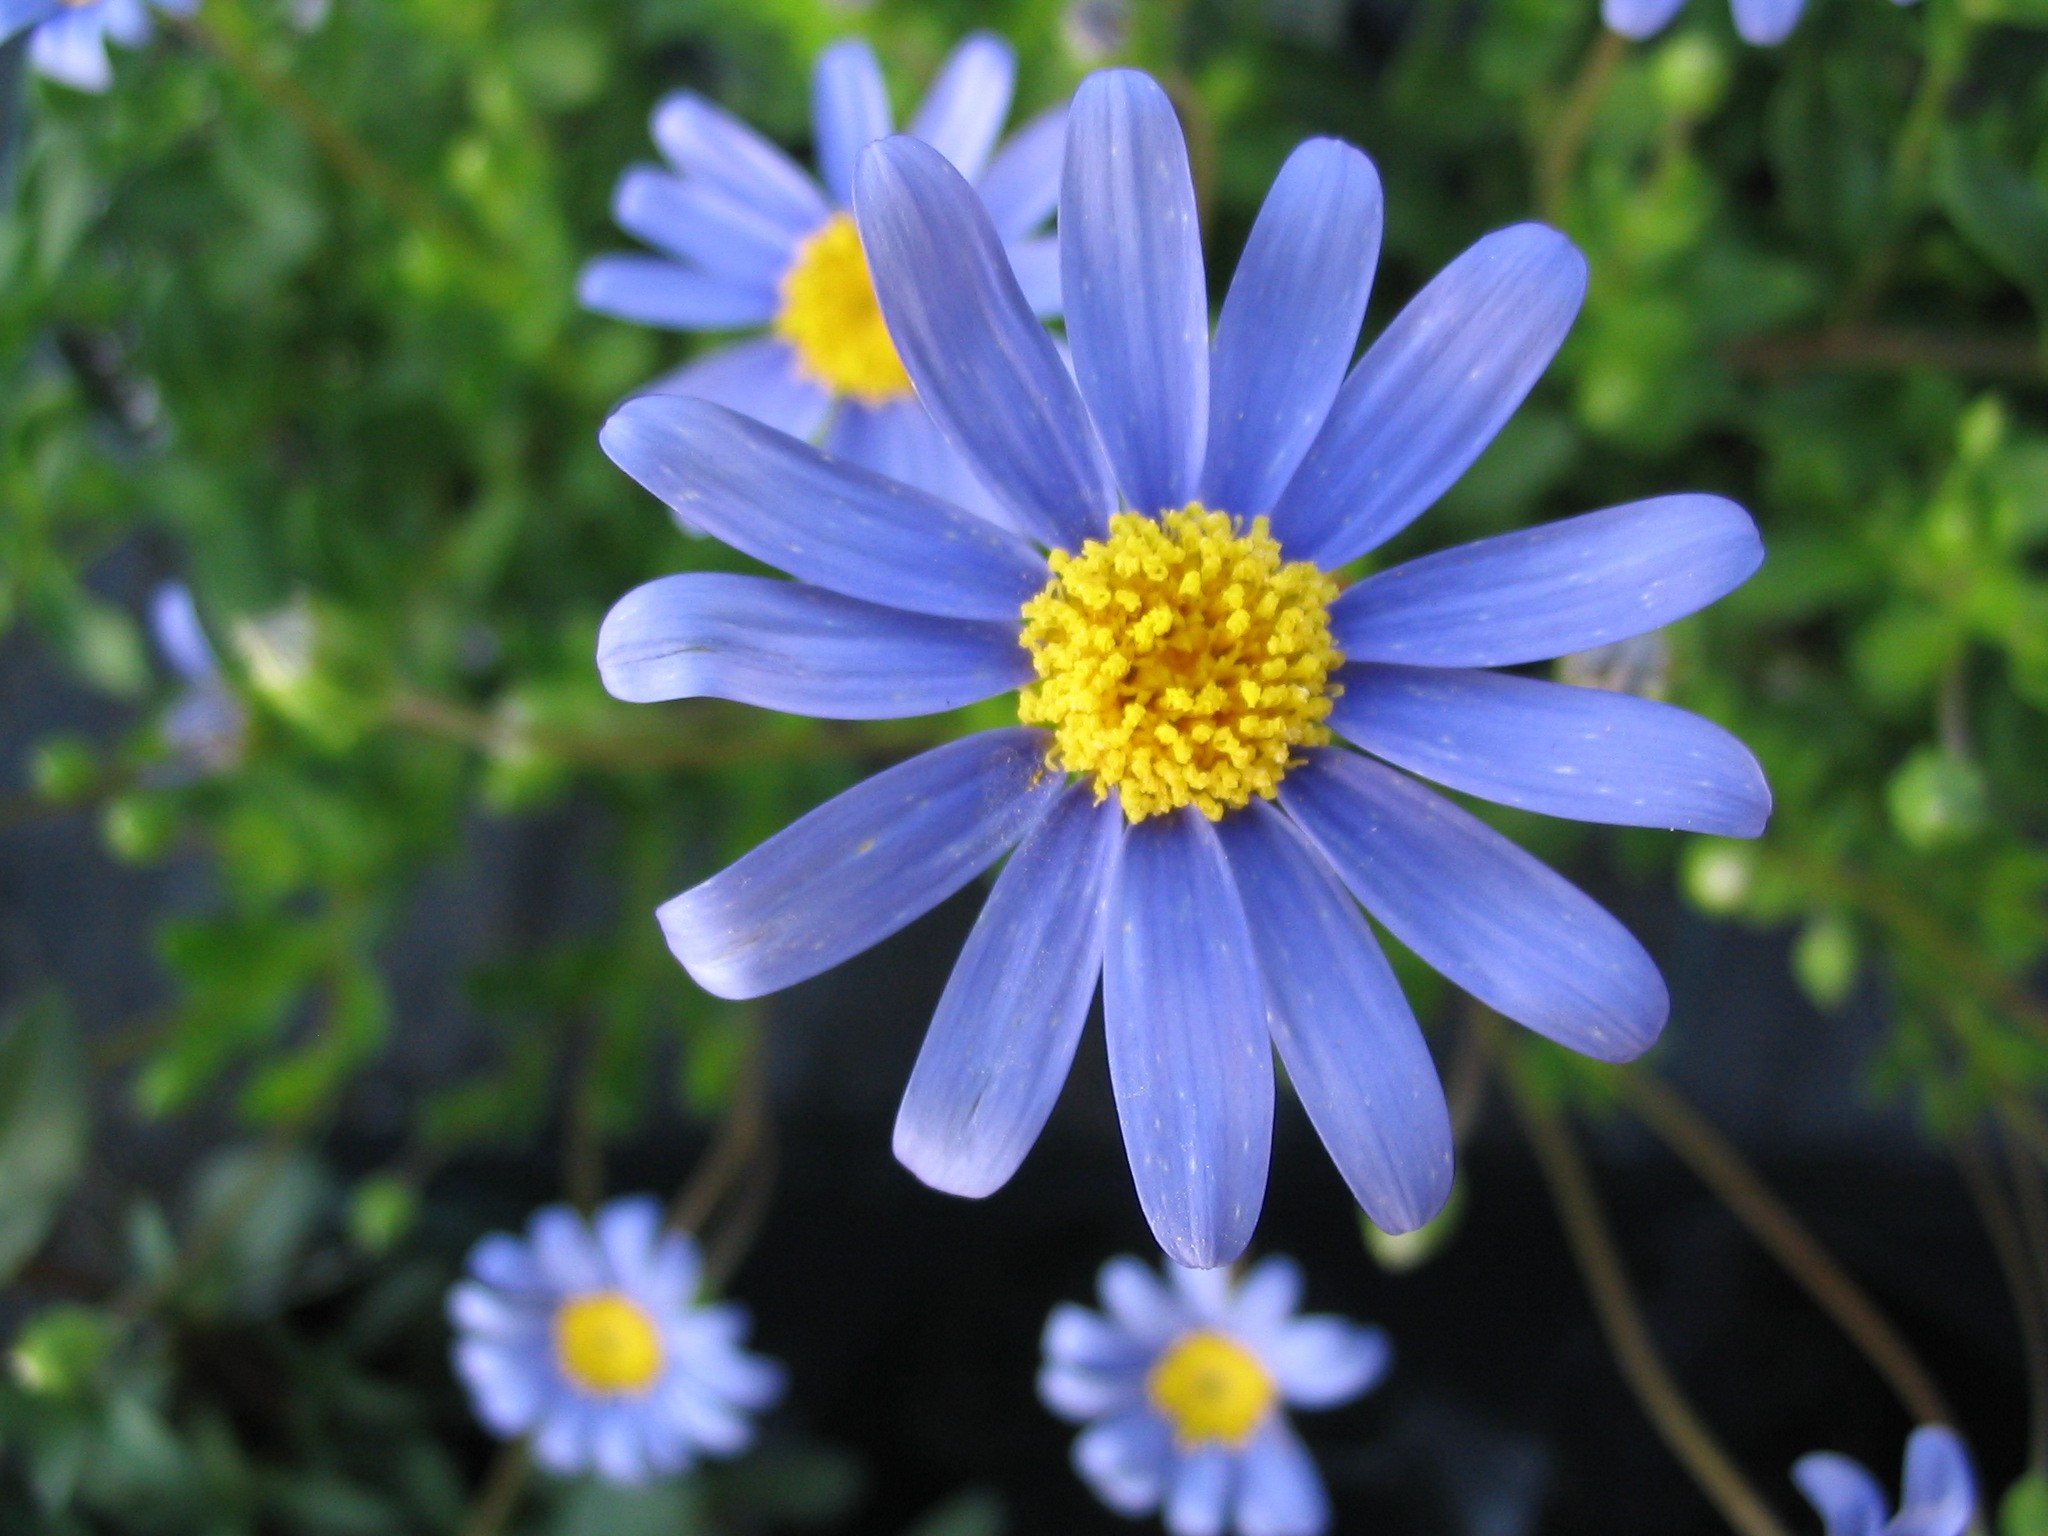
2003,1473,2048,1536
0,996,88,1283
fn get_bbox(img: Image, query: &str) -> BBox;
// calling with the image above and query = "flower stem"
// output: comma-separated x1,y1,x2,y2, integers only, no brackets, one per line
672,1015,767,1236
1952,1126,2048,1473
1536,28,1626,225
457,1441,531,1536
1618,1068,1952,1427
1497,1029,1794,1536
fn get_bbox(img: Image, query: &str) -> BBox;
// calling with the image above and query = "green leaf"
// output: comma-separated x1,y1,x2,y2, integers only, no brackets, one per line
902,1490,1006,1536
1933,127,2048,323
2002,1473,2048,1536
0,996,89,1282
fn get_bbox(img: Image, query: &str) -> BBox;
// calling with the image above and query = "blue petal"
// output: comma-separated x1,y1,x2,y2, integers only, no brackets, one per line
824,397,1020,535
1040,1359,1143,1420
1330,495,1763,667
600,394,1049,621
1895,1428,1976,1536
1266,1317,1390,1408
657,729,1060,999
894,788,1120,1196
812,39,891,208
30,11,112,90
856,135,1117,549
1074,1410,1174,1516
454,1337,549,1435
149,583,217,681
1005,234,1063,319
1280,751,1668,1062
1730,0,1806,42
1165,1449,1233,1536
1062,69,1208,515
1099,1254,1187,1344
597,573,1030,718
1270,224,1587,568
1202,139,1383,520
591,1406,649,1484
1603,0,1688,35
976,104,1068,240
1234,1423,1332,1536
1104,810,1273,1270
532,1399,596,1474
467,1232,546,1294
0,0,61,45
1216,803,1453,1233
1225,1256,1302,1345
528,1205,605,1291
643,339,830,442
591,1196,663,1290
1330,665,1771,837
578,255,776,332
1792,1454,1890,1536
650,92,830,237
100,0,147,44
908,32,1015,184
1042,1301,1150,1372
610,165,798,289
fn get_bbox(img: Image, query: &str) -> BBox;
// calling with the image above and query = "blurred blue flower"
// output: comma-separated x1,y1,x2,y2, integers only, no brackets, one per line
448,1196,783,1484
1,0,194,92
1604,0,1913,47
1040,1254,1387,1536
596,68,1770,1268
149,582,246,778
579,32,1064,523
1793,1426,1977,1536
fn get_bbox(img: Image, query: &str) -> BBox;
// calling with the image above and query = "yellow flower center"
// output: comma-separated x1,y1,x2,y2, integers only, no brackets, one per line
1018,505,1342,823
773,214,914,405
553,1292,664,1396
1146,1329,1277,1449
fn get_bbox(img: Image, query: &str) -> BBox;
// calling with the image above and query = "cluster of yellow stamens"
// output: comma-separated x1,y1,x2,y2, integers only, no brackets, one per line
1018,505,1342,822
773,214,915,404
554,1291,665,1396
1146,1330,1278,1448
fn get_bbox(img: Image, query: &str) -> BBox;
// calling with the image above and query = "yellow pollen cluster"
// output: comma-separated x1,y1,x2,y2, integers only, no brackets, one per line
773,214,914,405
1147,1330,1277,1449
1018,504,1342,822
554,1291,665,1396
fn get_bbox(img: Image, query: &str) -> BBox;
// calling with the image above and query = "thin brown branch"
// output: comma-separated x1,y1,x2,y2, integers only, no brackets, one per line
704,1120,777,1292
1536,29,1626,224
1952,1128,2048,1475
670,1017,767,1237
1618,1068,1952,1426
1726,327,2044,382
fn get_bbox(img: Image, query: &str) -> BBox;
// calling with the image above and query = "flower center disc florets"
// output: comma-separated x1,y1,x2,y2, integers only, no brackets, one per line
554,1291,665,1396
773,213,914,404
1019,505,1342,822
1147,1329,1276,1448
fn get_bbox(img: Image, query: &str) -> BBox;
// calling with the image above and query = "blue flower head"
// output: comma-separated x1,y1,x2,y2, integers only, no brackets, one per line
1040,1254,1387,1536
1793,1427,1977,1536
596,68,1771,1269
1604,0,1914,47
579,33,1064,525
149,582,246,778
447,1196,784,1484
0,0,194,92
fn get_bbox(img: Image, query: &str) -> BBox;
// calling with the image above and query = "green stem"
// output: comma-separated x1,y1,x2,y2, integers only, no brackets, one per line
458,1442,532,1536
1536,28,1627,225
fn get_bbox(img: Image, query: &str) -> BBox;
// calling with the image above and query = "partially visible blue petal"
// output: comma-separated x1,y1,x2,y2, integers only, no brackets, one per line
1271,224,1586,568
591,1406,649,1484
1330,495,1764,668
976,104,1068,239
532,1399,596,1475
1895,1428,1976,1536
597,573,1030,718
1075,1410,1174,1516
1281,751,1668,1062
1168,1261,1235,1322
592,1196,663,1291
1266,1316,1390,1407
1226,1256,1303,1345
150,583,217,681
908,32,1015,184
1043,1302,1150,1372
651,91,831,236
447,1281,539,1340
1062,69,1208,515
825,398,1020,535
1330,665,1772,837
1604,0,1689,35
0,0,60,46
100,0,150,47
467,1232,546,1294
1203,139,1383,520
1234,1422,1331,1536
1104,810,1273,1270
1166,1449,1234,1536
600,394,1049,621
1792,1454,1890,1536
812,39,891,208
895,788,1121,1197
1731,0,1807,42
528,1206,606,1292
856,135,1117,549
1217,802,1453,1234
611,166,798,289
454,1337,548,1435
657,729,1060,1000
1099,1254,1186,1345
643,339,830,443
654,1378,751,1456
1005,235,1063,318
578,255,776,332
30,10,113,90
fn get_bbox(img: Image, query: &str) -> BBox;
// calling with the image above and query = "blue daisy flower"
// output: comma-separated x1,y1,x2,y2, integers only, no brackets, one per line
595,68,1771,1268
448,1196,784,1484
1040,1253,1387,1536
0,0,193,92
578,32,1065,527
1793,1427,1977,1536
1604,0,1914,47
148,582,246,778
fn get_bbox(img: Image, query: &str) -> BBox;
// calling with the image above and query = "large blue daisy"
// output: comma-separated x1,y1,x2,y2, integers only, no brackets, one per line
596,68,1771,1269
579,32,1064,525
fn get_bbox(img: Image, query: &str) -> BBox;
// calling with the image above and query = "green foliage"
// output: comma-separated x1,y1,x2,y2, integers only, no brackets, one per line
0,996,88,1283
